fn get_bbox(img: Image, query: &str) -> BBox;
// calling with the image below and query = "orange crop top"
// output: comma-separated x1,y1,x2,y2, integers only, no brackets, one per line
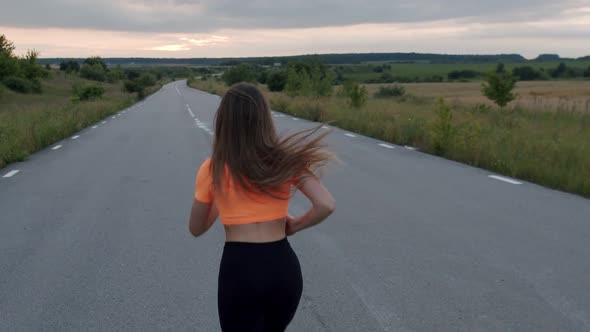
194,158,294,225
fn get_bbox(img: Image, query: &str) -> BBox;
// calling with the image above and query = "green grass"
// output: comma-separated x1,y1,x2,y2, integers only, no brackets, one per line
338,61,590,82
188,78,590,197
0,70,135,168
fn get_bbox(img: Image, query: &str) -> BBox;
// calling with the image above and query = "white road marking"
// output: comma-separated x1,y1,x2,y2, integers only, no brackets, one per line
404,146,416,150
52,145,62,150
111,116,116,119
292,117,299,121
322,126,330,129
3,170,19,178
379,143,395,149
187,108,195,117
488,175,522,185
71,135,80,140
279,114,285,117
92,126,98,129
345,133,356,138
102,121,107,124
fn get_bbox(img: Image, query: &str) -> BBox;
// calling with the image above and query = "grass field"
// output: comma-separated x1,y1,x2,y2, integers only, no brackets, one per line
188,78,590,197
366,81,590,113
0,71,134,168
339,60,590,82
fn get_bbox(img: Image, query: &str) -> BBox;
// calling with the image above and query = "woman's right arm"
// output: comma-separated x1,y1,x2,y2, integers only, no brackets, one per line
286,175,335,235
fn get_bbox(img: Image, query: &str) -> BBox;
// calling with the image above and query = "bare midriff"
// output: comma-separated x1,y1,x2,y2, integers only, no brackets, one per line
223,217,287,242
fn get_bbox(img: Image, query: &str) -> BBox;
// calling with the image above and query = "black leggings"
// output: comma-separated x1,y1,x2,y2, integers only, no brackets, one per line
218,238,303,332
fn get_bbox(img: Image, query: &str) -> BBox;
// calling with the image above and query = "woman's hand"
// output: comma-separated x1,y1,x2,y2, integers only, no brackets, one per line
285,214,298,236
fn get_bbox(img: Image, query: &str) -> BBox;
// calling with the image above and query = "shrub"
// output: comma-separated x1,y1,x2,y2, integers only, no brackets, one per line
80,64,106,82
285,60,333,97
73,84,105,101
267,70,288,91
448,70,480,80
482,71,517,108
3,76,31,93
431,98,455,155
584,66,590,78
512,66,543,81
59,60,80,73
222,64,256,86
342,81,368,108
374,84,406,98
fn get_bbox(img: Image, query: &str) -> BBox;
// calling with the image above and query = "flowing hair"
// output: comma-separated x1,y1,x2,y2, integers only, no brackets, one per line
211,83,333,198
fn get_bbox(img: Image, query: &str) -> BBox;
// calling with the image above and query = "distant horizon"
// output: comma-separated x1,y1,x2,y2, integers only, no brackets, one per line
2,1,589,59
36,51,588,62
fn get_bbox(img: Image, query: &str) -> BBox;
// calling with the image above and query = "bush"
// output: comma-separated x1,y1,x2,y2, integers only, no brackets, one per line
374,84,406,98
73,84,105,101
267,70,288,91
584,66,590,78
448,70,480,80
222,64,256,86
285,60,333,97
59,60,80,73
512,66,543,81
342,81,368,108
80,64,106,82
431,98,455,155
3,76,32,93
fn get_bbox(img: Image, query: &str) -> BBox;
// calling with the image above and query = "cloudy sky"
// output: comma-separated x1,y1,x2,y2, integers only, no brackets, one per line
1,0,589,58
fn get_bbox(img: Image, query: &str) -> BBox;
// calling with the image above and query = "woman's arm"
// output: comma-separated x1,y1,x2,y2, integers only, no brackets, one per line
188,200,219,237
286,176,335,235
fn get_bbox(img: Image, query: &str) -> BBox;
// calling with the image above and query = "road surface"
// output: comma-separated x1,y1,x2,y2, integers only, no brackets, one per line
1,81,590,331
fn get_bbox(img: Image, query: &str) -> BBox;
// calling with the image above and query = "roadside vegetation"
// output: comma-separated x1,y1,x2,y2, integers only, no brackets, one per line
0,34,176,168
188,59,590,197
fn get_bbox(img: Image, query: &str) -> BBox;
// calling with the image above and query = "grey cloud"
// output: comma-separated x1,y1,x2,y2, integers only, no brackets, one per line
0,0,585,32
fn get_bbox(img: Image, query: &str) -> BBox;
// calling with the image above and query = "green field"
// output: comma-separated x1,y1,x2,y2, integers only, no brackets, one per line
338,60,590,82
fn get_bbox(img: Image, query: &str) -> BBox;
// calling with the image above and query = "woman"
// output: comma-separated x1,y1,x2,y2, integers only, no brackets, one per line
188,83,335,332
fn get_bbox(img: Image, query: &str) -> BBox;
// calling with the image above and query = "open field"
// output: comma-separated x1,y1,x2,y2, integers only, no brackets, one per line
366,81,590,113
0,71,134,168
189,78,590,197
339,60,590,82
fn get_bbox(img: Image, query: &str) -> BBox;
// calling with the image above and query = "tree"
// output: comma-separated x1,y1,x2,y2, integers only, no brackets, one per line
512,66,542,81
482,71,517,108
80,63,106,82
267,70,288,91
495,63,505,73
0,34,20,80
584,66,590,78
342,81,368,108
222,63,256,86
84,57,107,71
285,60,333,97
60,60,80,73
20,49,45,80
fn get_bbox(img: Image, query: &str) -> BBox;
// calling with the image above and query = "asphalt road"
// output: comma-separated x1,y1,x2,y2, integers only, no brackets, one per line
1,81,590,331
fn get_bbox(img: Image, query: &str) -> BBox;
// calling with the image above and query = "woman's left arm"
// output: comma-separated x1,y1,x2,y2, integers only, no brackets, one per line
188,200,219,237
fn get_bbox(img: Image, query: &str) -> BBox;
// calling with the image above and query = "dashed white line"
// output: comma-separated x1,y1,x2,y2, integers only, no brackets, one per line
278,114,285,117
92,126,98,129
378,143,395,149
322,126,329,129
488,175,522,185
345,133,356,138
71,135,80,140
404,146,416,150
2,170,19,178
52,145,63,150
292,117,299,121
102,121,107,124
111,116,116,119
187,108,195,118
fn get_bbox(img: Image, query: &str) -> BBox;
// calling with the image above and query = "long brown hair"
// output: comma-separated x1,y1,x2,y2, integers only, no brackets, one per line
212,82,332,197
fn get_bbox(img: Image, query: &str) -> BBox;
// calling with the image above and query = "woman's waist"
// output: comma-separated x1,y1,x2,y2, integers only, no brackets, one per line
223,217,287,243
